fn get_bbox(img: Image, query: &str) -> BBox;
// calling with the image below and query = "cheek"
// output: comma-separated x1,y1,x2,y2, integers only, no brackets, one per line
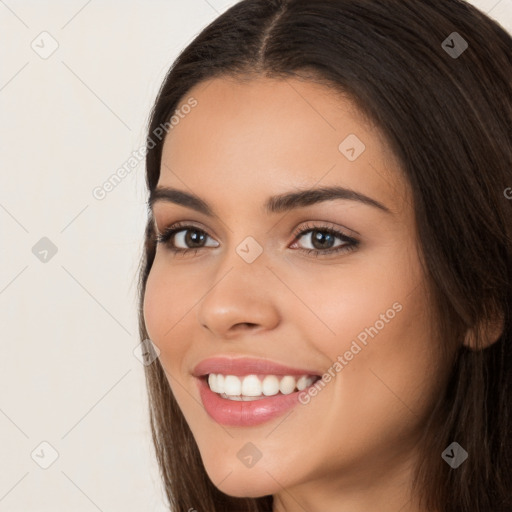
307,260,413,359
309,245,440,421
142,259,202,368
142,260,186,350
327,282,439,437
142,267,164,343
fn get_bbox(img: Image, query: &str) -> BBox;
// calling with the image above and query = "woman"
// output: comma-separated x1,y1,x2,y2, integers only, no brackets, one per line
137,1,512,510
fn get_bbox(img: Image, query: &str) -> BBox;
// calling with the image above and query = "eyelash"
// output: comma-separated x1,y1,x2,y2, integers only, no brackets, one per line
155,221,359,258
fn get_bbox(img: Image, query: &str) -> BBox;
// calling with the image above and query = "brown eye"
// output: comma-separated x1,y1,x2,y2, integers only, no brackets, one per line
156,224,219,253
290,223,360,257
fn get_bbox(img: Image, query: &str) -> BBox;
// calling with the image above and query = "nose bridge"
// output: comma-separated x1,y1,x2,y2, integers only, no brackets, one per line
214,220,270,281
196,235,280,336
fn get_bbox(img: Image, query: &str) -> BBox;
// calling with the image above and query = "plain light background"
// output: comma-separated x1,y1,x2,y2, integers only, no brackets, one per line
0,1,510,510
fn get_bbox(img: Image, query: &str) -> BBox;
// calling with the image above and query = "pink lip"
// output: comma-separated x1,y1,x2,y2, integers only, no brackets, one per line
193,356,321,427
196,377,314,427
192,356,320,378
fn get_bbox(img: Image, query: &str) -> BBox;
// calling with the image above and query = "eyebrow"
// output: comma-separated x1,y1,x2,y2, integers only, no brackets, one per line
148,185,392,216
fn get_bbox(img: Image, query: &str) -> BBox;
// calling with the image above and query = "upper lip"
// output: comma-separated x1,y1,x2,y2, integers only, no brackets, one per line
192,356,321,378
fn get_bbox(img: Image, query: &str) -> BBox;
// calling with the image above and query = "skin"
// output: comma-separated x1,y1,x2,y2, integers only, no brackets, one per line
143,76,451,512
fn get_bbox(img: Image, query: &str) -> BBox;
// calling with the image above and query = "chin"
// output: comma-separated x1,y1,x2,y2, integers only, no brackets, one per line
202,462,284,498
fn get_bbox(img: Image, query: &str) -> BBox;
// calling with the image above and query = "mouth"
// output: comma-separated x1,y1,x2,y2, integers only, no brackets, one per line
202,373,321,401
193,356,323,427
196,374,322,427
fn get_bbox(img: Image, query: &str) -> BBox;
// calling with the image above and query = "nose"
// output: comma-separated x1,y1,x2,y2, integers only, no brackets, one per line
196,258,281,339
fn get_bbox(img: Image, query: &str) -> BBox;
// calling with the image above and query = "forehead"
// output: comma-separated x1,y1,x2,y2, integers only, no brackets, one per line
158,76,410,216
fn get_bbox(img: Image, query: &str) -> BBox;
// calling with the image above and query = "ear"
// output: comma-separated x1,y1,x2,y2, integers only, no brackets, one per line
462,307,505,350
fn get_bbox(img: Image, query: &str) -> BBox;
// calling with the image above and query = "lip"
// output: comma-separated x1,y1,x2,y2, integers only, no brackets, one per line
192,356,321,378
196,376,317,427
193,356,321,427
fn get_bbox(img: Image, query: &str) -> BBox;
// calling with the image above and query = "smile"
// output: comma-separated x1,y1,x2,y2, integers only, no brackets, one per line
207,373,319,400
192,356,322,427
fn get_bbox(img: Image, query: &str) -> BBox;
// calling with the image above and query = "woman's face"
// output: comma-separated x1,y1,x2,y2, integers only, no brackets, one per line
143,76,450,508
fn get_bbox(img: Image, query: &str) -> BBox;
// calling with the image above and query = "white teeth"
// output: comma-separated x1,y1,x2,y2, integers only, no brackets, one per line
262,375,280,396
217,374,224,392
218,394,263,401
296,375,309,391
279,376,296,395
241,375,262,396
208,374,218,393
206,373,316,399
224,375,242,396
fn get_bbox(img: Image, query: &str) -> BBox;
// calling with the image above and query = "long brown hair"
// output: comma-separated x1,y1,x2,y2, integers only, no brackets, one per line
137,1,512,510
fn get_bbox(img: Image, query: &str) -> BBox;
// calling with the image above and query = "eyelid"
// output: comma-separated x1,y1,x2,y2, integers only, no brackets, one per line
291,220,358,239
154,218,356,238
154,219,217,238
155,219,360,258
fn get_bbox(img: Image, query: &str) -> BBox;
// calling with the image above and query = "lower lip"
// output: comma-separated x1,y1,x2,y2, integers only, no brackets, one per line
197,377,311,427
